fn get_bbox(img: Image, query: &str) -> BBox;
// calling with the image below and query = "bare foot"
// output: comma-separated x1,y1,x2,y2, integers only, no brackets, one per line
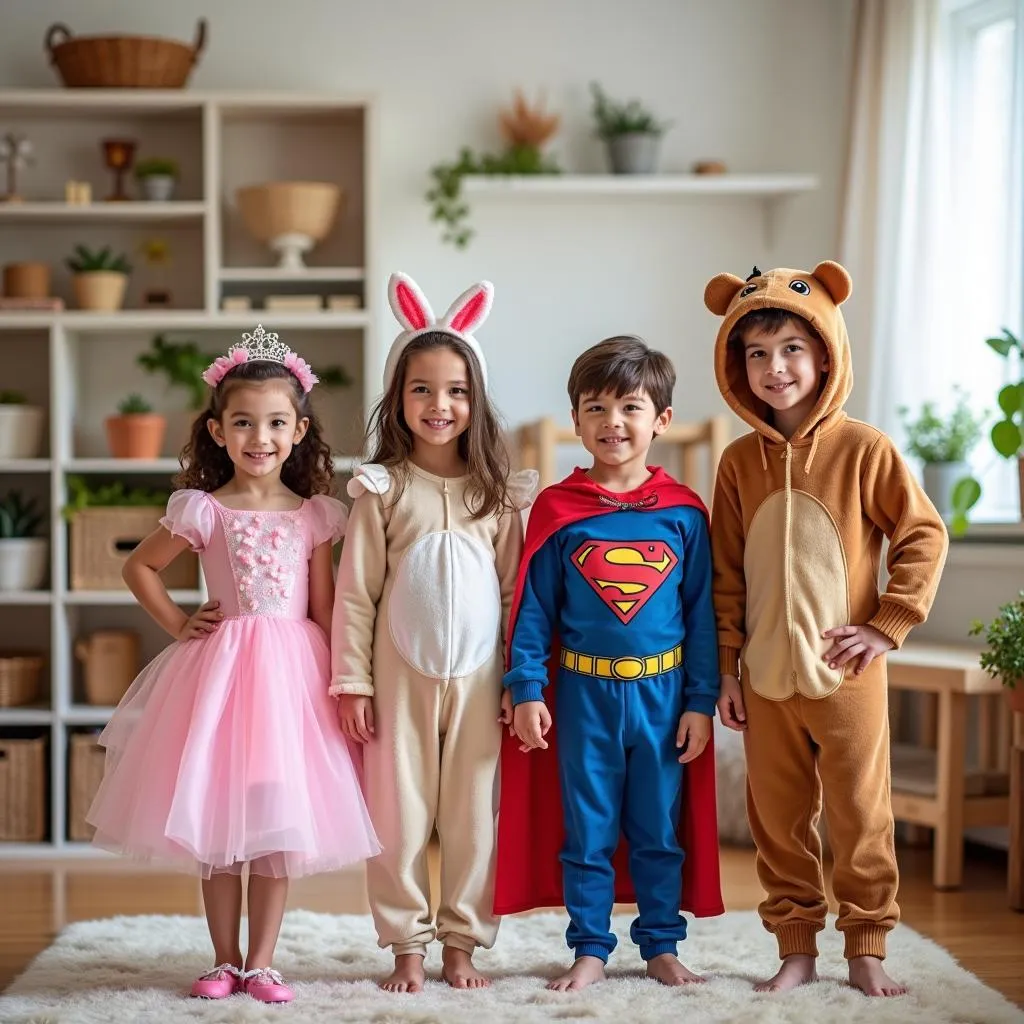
441,945,490,989
754,954,818,993
379,953,426,993
849,956,907,997
646,952,705,986
547,955,606,991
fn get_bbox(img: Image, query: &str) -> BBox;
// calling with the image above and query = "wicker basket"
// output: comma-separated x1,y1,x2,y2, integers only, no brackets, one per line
0,735,46,842
45,20,207,89
0,653,43,707
69,506,198,591
68,733,106,841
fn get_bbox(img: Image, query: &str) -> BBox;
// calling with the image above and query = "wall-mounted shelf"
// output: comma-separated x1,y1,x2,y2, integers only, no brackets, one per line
0,88,378,859
461,172,819,247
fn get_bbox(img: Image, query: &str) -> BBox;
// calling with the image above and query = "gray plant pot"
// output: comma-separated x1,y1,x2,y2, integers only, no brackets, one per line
922,461,969,519
605,133,661,175
140,175,176,201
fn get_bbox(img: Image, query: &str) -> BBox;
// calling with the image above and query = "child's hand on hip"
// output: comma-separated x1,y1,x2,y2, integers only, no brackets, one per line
337,694,375,743
821,623,894,674
717,674,747,731
176,599,222,640
513,700,551,752
676,711,711,763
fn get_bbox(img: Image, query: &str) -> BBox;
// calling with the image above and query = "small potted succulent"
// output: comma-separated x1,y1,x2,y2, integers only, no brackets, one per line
898,386,985,520
0,490,47,591
66,244,131,311
0,390,45,460
970,591,1024,713
134,157,179,201
589,81,670,175
105,394,166,460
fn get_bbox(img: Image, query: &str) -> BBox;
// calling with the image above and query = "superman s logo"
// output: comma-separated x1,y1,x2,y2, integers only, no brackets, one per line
571,540,678,624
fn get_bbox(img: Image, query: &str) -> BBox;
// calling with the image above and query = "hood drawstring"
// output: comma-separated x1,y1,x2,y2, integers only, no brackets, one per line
758,433,768,472
805,429,820,474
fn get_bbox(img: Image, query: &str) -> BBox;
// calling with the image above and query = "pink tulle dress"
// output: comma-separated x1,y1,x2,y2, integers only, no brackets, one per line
87,489,381,878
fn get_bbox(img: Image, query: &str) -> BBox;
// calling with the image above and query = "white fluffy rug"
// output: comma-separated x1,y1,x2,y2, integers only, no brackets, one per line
2,909,1021,1023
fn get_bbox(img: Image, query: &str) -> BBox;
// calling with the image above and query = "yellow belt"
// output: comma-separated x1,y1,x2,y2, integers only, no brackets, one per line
560,644,683,681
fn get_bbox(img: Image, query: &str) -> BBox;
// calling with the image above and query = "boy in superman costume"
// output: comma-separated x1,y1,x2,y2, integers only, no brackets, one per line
497,336,722,991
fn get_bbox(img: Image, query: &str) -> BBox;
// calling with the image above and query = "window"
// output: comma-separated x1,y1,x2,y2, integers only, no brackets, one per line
947,0,1021,520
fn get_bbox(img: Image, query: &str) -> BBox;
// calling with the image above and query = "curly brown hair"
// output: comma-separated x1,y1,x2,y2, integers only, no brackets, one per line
364,331,511,519
174,361,333,497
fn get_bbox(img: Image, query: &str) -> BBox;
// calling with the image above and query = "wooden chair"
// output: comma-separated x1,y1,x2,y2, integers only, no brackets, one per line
514,415,730,498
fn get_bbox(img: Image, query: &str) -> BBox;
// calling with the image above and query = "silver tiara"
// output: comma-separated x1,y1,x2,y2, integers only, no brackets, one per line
228,324,290,364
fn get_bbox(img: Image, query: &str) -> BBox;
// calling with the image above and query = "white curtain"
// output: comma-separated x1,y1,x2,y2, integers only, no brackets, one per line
840,0,954,434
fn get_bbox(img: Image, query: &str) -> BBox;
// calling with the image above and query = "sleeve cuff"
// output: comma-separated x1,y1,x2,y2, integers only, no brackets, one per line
510,680,546,706
685,694,718,718
329,678,375,698
719,646,741,676
868,602,921,649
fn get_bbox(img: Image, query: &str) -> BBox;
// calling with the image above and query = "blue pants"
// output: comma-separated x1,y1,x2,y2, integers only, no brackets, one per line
555,668,687,962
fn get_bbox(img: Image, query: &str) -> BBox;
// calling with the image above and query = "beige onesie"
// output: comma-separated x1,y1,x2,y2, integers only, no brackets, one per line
331,461,534,957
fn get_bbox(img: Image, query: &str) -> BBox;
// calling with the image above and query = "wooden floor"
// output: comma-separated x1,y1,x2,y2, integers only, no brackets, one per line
2,844,1022,1006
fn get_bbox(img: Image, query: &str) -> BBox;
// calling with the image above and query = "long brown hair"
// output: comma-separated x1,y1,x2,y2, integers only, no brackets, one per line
364,331,511,519
174,361,333,497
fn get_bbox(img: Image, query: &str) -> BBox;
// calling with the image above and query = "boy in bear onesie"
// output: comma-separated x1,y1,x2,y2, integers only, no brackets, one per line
705,261,947,997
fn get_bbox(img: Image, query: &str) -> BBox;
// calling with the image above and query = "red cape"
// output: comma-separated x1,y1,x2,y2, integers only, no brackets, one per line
494,467,724,917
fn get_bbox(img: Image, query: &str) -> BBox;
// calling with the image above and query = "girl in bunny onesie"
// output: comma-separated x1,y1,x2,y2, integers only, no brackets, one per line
331,273,536,993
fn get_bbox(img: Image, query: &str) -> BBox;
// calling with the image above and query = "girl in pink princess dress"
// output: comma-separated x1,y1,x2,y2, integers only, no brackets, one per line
87,326,380,1004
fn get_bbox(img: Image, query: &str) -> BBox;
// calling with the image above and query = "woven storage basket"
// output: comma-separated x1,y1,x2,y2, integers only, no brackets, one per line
69,506,198,591
68,733,106,841
0,735,46,842
45,20,207,89
0,653,43,707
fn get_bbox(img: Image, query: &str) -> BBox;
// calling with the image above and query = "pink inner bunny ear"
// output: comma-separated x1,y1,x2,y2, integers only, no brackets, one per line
388,273,434,331
445,281,493,334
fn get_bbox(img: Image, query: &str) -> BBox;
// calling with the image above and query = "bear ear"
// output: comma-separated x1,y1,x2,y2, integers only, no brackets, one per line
704,273,746,316
812,261,852,305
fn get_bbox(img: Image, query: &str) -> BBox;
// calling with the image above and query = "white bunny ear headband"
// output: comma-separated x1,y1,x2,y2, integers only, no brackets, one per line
383,272,493,390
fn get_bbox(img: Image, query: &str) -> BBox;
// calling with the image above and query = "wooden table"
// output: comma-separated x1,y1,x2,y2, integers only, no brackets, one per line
887,643,1010,890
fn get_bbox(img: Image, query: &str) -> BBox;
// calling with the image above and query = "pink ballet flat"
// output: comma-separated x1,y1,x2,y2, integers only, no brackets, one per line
190,963,242,998
242,966,294,1003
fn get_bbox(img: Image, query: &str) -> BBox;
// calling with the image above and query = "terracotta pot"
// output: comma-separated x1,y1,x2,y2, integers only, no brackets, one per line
1007,682,1024,715
73,271,127,311
104,413,166,459
2,262,50,299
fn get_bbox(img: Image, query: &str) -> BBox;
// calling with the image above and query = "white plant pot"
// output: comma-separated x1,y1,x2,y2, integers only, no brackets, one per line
0,405,45,458
140,175,176,201
0,537,48,591
922,461,969,519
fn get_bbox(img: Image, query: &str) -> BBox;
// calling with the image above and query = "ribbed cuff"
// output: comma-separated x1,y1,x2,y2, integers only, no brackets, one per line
867,602,920,649
684,696,717,719
775,923,820,959
329,678,375,697
719,646,741,676
640,941,678,962
573,943,611,963
843,924,889,960
511,681,545,705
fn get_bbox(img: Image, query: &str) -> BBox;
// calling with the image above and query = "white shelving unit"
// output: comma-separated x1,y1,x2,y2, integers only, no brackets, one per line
0,89,377,858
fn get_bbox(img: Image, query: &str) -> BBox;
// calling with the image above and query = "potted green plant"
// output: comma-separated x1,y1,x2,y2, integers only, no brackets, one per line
589,81,670,175
970,591,1024,713
898,386,985,519
0,490,47,591
0,389,45,460
65,244,131,311
134,157,179,201
105,394,166,460
951,327,1024,534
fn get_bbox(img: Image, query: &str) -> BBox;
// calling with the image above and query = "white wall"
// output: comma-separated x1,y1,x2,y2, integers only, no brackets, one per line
0,0,857,432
